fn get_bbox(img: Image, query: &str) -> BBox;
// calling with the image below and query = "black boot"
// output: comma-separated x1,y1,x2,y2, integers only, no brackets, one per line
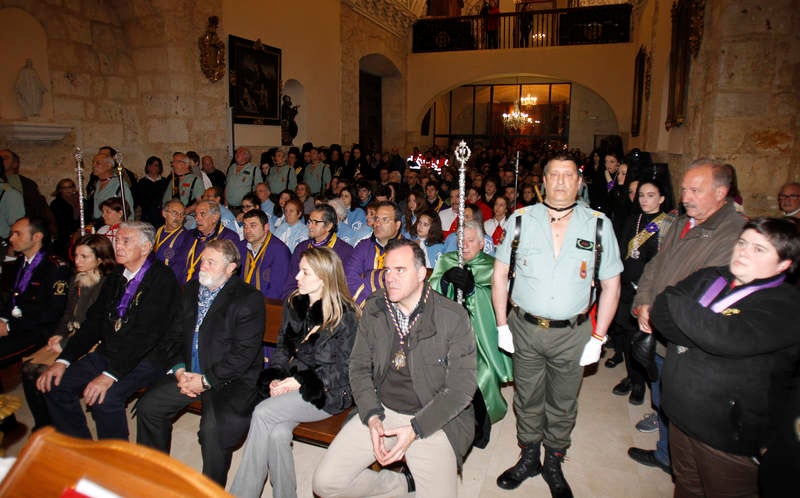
496,442,542,490
542,446,573,498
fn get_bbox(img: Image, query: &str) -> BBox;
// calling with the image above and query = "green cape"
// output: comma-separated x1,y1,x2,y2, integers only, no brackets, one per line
429,251,513,423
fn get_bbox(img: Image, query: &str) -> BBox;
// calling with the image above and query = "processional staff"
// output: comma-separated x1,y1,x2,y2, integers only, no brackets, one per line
454,140,471,305
114,152,129,221
73,147,86,234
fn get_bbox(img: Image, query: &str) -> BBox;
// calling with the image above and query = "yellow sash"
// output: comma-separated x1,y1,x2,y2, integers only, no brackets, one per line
185,224,225,282
245,233,271,287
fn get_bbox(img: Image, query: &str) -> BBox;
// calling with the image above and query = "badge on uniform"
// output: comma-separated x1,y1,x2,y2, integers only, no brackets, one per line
54,280,67,295
579,260,587,279
11,306,22,318
576,239,594,251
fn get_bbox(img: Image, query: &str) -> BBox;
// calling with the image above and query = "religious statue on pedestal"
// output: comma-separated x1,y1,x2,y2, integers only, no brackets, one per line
15,59,47,118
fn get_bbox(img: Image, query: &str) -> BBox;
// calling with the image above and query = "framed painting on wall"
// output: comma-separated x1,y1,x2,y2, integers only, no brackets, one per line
228,35,281,125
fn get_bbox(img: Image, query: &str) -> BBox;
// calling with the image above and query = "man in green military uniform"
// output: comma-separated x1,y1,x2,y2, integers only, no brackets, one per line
162,152,205,209
224,147,262,210
429,220,512,447
491,154,622,497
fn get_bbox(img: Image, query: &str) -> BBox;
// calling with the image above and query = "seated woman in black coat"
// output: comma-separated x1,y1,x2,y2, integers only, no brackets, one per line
651,217,800,497
230,246,359,498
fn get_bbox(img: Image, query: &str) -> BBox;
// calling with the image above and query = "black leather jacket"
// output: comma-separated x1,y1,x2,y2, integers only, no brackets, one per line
261,293,358,414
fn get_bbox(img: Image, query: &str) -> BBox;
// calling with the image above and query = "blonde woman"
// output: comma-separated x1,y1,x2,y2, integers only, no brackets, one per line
230,247,360,498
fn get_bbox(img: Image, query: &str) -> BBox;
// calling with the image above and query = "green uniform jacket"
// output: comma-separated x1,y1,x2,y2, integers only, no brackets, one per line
429,251,513,424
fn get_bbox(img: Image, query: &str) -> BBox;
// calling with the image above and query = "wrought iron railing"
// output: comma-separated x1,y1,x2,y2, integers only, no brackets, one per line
412,4,632,53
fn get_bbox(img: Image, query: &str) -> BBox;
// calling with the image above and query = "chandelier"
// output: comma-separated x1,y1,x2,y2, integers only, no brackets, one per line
520,94,538,107
503,101,532,130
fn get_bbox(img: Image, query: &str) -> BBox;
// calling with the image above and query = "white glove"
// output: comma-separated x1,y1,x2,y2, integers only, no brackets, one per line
497,324,515,354
579,335,606,366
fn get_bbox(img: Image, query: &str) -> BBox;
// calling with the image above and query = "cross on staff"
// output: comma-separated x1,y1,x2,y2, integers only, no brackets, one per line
454,140,471,305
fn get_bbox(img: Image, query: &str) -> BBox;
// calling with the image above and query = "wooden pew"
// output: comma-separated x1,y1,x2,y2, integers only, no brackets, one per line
261,298,352,448
186,298,351,448
0,427,230,497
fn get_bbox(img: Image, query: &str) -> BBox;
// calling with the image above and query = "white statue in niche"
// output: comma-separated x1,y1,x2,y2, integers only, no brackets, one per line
15,59,48,117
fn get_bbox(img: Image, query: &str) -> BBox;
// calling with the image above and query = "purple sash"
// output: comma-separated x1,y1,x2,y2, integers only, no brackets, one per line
117,257,153,318
698,275,785,313
13,252,44,305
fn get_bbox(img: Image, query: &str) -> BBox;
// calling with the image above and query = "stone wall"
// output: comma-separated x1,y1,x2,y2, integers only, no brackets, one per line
684,0,799,215
0,0,229,200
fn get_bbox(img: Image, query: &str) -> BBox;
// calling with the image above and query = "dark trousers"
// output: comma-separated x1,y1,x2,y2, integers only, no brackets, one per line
136,375,234,487
22,361,51,430
615,292,646,390
670,424,758,498
45,352,162,440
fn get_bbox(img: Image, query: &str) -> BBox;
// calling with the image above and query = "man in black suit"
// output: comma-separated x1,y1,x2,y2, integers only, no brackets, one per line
0,217,70,360
37,221,179,441
136,238,265,486
0,216,70,438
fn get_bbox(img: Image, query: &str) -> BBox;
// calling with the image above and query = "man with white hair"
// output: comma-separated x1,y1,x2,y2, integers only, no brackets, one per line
176,200,243,284
430,220,513,448
328,197,358,246
38,221,179,440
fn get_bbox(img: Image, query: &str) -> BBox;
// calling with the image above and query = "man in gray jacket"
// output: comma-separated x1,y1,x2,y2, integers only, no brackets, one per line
313,238,477,497
628,158,746,474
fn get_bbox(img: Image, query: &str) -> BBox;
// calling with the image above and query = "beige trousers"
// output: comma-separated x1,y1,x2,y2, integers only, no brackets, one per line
313,406,458,497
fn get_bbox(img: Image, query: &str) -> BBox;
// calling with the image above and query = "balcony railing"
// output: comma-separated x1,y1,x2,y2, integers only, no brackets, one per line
412,4,632,53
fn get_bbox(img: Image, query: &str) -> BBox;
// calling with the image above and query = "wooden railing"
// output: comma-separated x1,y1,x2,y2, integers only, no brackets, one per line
412,4,632,53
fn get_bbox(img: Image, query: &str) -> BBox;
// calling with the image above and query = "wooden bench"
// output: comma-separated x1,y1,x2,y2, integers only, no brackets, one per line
185,298,350,447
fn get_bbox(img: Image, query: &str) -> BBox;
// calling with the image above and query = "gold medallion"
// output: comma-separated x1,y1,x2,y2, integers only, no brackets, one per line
114,318,122,332
392,350,406,370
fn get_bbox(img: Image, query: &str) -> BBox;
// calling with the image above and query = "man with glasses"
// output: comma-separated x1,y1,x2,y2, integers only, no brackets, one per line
778,182,800,219
154,199,188,279
346,201,404,307
38,221,180,440
283,204,353,296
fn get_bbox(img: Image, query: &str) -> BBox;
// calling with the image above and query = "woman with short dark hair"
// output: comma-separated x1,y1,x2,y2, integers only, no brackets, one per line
652,217,800,497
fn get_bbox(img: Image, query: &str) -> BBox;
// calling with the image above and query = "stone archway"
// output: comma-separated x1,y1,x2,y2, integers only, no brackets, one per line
358,53,403,154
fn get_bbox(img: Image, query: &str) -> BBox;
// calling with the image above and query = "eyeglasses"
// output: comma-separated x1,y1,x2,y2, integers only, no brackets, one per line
308,219,327,225
778,194,800,200
164,210,185,217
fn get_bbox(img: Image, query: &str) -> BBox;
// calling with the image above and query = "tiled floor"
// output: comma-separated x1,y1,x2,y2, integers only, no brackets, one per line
4,357,674,497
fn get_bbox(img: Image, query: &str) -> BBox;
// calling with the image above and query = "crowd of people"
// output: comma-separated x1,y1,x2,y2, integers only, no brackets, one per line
0,141,798,498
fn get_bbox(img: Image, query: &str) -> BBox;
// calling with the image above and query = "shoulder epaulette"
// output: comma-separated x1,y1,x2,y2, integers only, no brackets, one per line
48,254,68,267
